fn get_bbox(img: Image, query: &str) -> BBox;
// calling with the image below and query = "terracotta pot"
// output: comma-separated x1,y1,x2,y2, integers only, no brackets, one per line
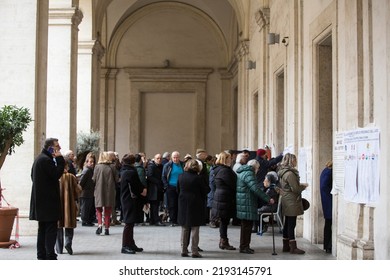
0,207,18,243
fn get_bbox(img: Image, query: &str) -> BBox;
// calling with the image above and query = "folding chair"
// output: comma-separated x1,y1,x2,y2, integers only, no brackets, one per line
257,197,283,236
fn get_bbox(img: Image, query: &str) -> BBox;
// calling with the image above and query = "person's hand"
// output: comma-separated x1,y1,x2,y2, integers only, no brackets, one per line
141,188,147,197
269,198,275,205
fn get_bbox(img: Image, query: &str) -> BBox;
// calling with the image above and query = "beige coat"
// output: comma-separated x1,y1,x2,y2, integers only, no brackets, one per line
92,163,118,208
58,172,81,228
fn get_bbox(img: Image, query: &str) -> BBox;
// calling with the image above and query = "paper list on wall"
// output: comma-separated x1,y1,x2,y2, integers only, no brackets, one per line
343,128,380,203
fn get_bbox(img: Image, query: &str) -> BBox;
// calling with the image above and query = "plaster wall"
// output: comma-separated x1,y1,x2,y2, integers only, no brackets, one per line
0,0,46,234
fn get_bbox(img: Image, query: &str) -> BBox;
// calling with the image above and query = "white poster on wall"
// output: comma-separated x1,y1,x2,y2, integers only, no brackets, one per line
343,127,380,203
332,131,345,194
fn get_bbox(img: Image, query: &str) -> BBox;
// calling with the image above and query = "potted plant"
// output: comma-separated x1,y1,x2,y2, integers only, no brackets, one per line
75,130,100,171
0,105,32,248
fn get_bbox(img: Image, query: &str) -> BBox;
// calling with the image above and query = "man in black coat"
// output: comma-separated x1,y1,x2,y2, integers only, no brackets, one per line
29,138,65,260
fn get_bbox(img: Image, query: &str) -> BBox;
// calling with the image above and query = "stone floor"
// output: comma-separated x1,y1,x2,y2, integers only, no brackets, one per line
0,220,334,260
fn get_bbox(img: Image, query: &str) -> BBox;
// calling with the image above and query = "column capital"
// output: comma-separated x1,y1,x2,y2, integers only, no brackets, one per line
218,68,233,80
255,8,270,31
235,40,250,61
72,8,83,27
93,40,106,63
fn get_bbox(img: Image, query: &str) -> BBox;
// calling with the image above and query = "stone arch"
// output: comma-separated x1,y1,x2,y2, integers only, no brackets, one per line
106,2,229,68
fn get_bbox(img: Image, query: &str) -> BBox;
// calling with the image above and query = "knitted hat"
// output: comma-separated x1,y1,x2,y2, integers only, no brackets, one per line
257,149,266,157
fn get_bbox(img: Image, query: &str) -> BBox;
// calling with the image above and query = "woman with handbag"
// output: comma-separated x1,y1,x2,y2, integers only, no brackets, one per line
120,153,147,254
92,151,119,236
278,153,308,254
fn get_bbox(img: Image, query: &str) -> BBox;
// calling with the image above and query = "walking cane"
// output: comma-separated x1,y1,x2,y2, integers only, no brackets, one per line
271,214,277,255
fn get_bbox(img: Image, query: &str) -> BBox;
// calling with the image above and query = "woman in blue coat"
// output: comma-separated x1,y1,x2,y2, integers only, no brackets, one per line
320,160,333,253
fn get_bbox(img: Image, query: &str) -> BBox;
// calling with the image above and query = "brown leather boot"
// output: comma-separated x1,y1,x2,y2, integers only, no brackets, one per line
282,238,290,252
289,240,305,254
219,238,236,250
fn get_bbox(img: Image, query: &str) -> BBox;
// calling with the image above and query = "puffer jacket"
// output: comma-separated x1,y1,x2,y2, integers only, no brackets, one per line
278,166,305,216
236,165,270,221
211,164,237,219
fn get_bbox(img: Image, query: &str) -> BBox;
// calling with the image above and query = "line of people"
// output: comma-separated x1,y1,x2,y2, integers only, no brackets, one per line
29,137,307,259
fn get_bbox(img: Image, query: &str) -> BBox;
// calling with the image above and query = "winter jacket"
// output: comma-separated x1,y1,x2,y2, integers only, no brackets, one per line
79,166,95,198
147,160,164,201
207,165,217,208
120,164,145,224
278,166,305,217
29,149,65,222
58,172,81,228
258,184,279,213
320,167,332,219
177,170,210,227
161,160,184,188
255,154,283,189
236,165,270,221
92,162,118,208
211,164,237,219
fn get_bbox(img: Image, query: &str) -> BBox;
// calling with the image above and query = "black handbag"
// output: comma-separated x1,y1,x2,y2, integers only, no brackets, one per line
302,198,310,211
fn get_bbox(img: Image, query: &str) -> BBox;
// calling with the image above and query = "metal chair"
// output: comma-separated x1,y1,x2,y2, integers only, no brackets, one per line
257,197,283,236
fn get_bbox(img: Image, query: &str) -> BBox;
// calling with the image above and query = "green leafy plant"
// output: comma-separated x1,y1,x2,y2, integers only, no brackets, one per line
75,130,101,170
0,105,32,170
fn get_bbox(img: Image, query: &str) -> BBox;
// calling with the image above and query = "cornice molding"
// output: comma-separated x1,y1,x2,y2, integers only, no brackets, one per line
124,67,213,82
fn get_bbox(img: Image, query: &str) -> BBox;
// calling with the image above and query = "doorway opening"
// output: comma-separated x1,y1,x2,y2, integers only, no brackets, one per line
314,34,333,245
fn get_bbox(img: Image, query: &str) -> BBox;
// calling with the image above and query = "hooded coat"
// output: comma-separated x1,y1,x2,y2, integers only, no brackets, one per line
278,166,305,217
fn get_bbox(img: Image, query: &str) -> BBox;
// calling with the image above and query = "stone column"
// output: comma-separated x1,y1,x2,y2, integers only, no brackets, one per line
47,4,83,151
99,68,118,151
77,40,94,133
235,40,250,149
255,8,271,147
218,69,235,150
91,39,105,132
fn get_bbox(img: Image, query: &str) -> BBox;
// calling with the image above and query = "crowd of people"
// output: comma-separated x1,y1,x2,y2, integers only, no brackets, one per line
29,137,315,260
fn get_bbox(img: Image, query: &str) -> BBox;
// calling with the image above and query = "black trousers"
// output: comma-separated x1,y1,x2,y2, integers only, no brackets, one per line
239,219,253,250
283,216,297,240
80,197,95,223
324,218,332,251
166,186,178,223
122,223,135,248
219,217,230,239
149,200,160,224
37,221,58,260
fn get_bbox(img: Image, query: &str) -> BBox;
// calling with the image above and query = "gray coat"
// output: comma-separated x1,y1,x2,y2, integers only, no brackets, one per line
278,166,305,217
92,163,118,207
